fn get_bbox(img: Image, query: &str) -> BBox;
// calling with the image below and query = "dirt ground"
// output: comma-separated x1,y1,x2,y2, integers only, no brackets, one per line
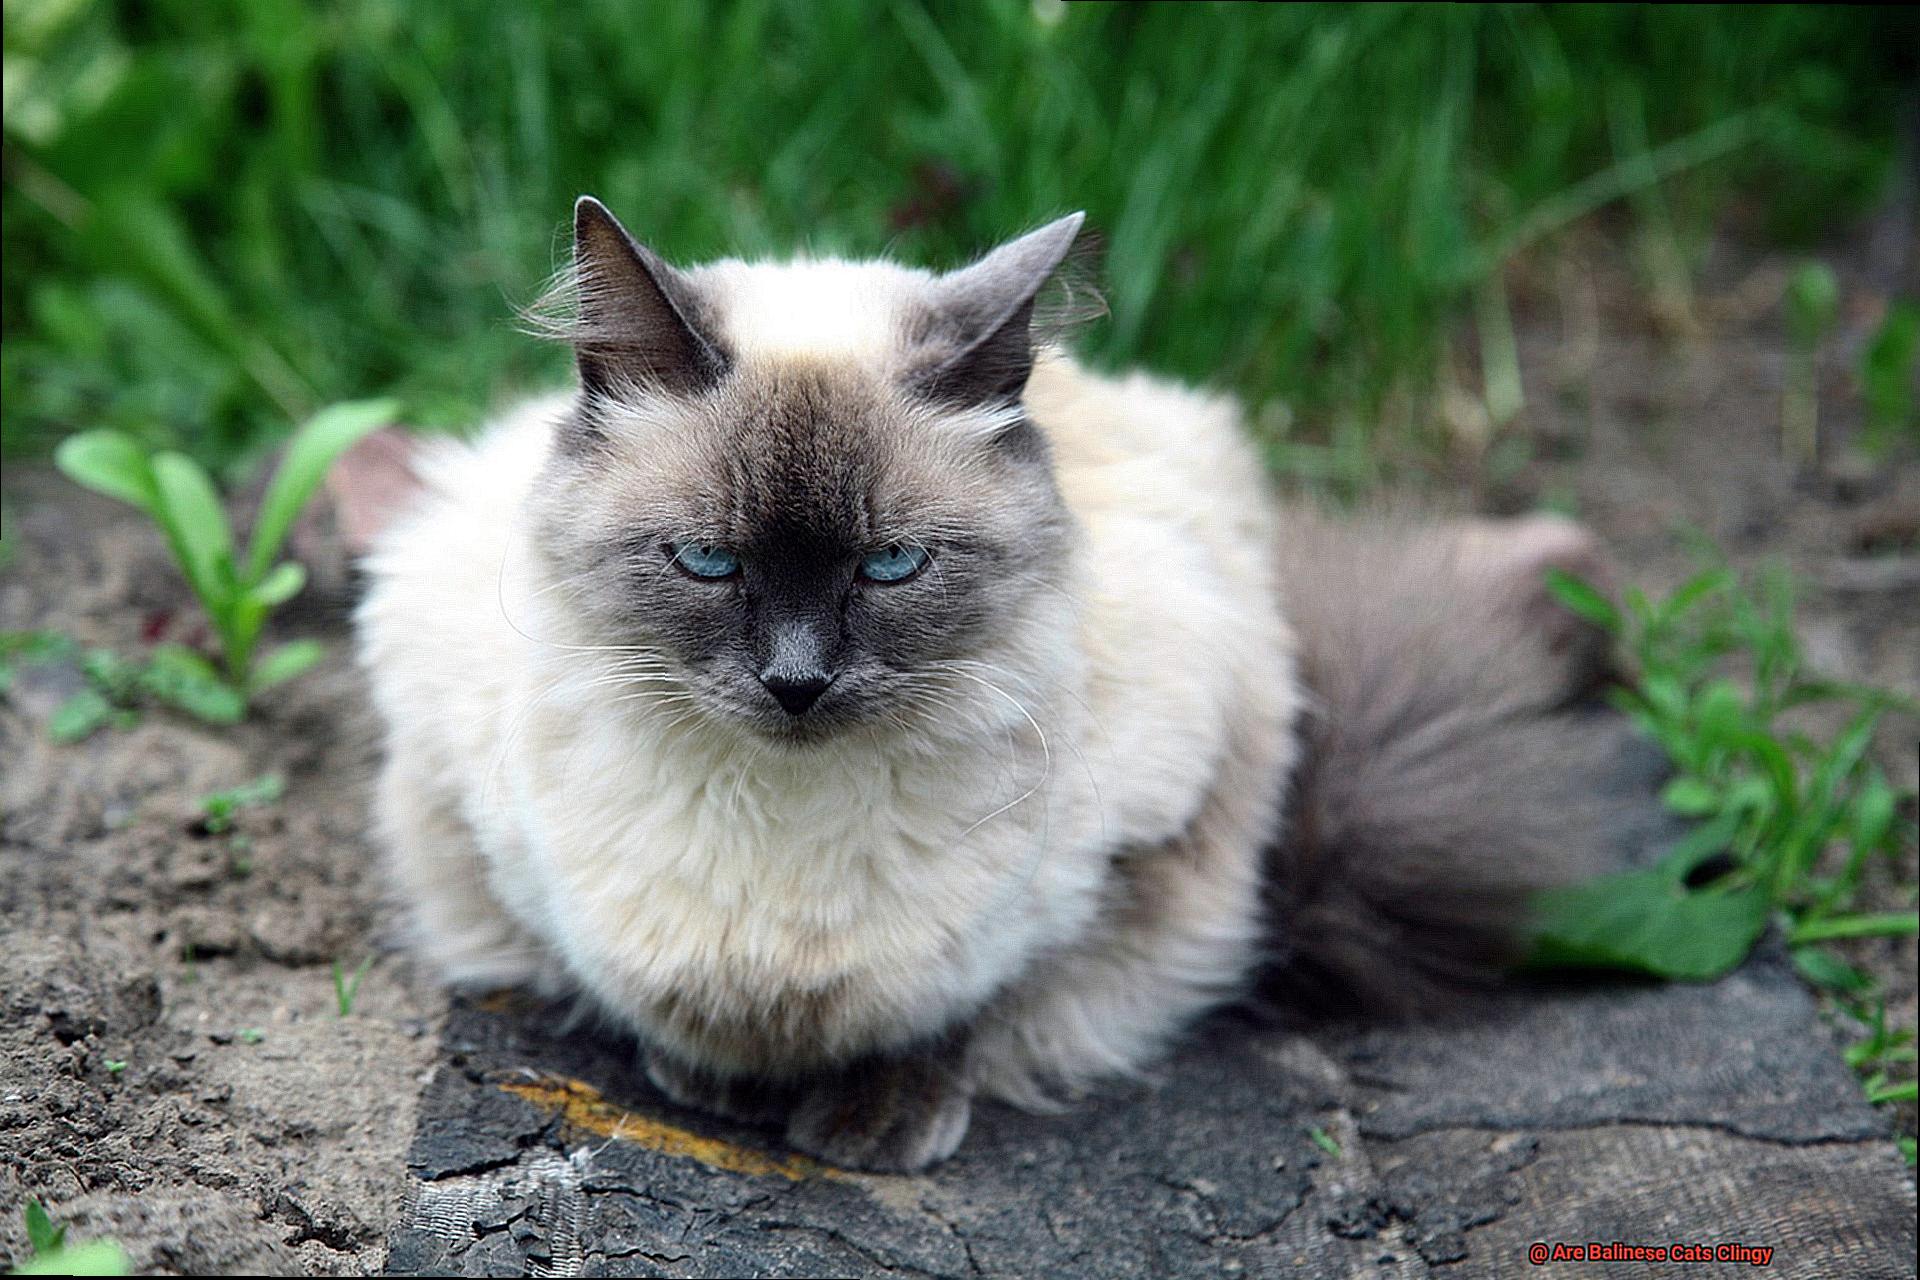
1,223,1914,1274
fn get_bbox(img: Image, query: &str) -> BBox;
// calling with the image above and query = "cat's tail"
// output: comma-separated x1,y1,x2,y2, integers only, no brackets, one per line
1258,508,1644,1015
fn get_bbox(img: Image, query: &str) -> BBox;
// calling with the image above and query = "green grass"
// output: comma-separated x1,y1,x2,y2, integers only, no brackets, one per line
1533,555,1918,1154
332,955,374,1017
3,3,1911,478
198,772,285,834
1535,557,1916,975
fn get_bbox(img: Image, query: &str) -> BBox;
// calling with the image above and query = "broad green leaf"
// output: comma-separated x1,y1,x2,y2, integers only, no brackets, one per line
150,451,237,618
246,398,399,582
48,688,114,744
52,431,159,513
1542,568,1618,630
1525,857,1770,982
140,644,245,724
251,639,325,691
251,561,307,607
1691,678,1746,745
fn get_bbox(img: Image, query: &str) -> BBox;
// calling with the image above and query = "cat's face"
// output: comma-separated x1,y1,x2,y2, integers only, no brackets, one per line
526,200,1082,742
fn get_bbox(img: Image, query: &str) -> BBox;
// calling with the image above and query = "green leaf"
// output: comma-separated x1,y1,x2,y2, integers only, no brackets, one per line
25,1199,65,1255
1306,1126,1342,1158
1789,912,1920,944
1849,775,1897,859
52,431,159,513
1860,300,1918,448
251,561,307,607
1543,568,1618,630
141,643,245,724
79,647,144,703
1867,1078,1918,1105
150,451,238,618
1,631,76,695
246,398,399,582
1525,860,1771,981
1691,678,1746,745
250,639,325,691
48,688,114,743
1784,261,1840,347
1660,776,1720,817
1791,945,1870,993
198,773,286,832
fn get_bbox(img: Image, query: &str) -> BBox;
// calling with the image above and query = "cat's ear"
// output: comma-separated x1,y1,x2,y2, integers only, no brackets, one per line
569,196,727,398
915,212,1085,407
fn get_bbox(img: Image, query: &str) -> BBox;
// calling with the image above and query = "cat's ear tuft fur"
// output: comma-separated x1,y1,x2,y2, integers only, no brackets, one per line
567,196,728,399
915,212,1085,408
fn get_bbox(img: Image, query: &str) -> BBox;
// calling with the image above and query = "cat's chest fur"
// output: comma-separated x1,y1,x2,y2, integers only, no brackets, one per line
489,668,1105,1073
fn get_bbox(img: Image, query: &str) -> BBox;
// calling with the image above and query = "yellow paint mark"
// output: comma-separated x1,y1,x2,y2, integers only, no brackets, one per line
501,1076,837,1181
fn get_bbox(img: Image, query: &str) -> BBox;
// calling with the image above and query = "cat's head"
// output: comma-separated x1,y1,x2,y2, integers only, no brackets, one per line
525,197,1088,743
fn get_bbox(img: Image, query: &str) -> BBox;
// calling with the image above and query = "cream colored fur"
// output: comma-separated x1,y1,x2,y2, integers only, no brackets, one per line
357,263,1299,1113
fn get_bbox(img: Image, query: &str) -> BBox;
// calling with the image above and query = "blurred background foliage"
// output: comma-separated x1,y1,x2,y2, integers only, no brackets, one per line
2,0,1913,477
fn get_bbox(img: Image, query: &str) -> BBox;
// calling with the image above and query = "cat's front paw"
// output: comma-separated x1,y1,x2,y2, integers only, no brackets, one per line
644,1050,797,1126
785,1056,973,1173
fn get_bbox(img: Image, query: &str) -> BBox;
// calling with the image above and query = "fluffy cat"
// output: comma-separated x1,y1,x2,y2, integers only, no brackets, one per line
355,197,1619,1172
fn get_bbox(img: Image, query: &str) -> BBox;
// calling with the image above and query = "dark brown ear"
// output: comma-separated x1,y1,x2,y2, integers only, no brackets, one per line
571,196,727,398
915,212,1085,407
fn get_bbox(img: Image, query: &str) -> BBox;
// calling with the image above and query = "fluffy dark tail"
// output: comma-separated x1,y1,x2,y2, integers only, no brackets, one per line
1259,508,1645,1015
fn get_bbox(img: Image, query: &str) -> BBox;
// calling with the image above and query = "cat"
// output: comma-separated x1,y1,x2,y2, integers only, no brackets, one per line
353,197,1624,1172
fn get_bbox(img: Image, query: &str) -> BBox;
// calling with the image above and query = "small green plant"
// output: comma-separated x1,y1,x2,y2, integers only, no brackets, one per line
1530,557,1916,981
1781,261,1839,468
102,1059,127,1075
237,1027,265,1045
0,631,70,696
1859,300,1918,455
4,632,251,741
53,399,396,705
198,773,286,835
1306,1126,1342,1159
23,1204,62,1259
332,956,375,1017
11,1202,130,1277
1531,554,1917,1146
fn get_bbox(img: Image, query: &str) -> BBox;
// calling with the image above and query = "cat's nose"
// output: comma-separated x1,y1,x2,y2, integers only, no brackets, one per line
762,671,831,716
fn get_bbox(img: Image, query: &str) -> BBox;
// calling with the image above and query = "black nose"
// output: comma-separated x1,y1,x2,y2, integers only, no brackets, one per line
762,672,830,716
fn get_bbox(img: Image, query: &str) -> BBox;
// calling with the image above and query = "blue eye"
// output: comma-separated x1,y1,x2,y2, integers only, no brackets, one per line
858,543,930,583
669,542,740,579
